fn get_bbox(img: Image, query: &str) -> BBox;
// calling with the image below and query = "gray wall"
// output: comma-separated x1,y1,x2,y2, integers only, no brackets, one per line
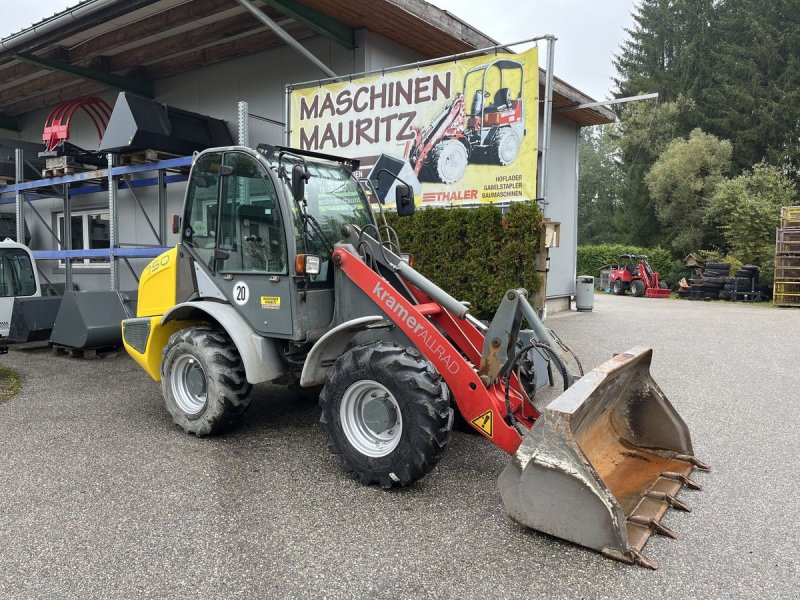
0,30,579,300
542,117,580,299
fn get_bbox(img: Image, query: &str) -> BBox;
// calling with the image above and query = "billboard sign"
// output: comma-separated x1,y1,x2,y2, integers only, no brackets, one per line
288,47,539,206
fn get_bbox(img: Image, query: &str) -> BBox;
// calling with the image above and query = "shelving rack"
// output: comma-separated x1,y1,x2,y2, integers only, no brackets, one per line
774,206,800,307
0,152,191,291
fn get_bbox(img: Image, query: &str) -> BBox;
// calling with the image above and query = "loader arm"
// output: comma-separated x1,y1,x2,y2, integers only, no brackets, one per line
331,238,708,569
332,244,531,453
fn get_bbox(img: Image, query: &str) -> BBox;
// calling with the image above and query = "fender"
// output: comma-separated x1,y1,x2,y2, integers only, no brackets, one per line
300,316,387,387
163,301,286,384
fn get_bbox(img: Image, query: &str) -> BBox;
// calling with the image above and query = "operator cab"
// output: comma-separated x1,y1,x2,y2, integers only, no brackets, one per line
177,145,413,343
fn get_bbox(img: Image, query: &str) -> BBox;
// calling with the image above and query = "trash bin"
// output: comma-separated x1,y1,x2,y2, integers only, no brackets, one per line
575,275,595,312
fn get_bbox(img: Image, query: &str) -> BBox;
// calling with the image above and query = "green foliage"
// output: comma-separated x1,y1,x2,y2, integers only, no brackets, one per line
706,162,798,266
576,245,673,284
386,203,541,320
578,126,623,245
614,97,698,247
645,129,732,255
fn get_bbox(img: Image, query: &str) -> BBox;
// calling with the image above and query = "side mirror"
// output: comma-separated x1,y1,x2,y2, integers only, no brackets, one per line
291,163,308,202
395,183,415,217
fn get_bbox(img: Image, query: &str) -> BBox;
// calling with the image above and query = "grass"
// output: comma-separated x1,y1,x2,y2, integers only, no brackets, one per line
0,364,21,401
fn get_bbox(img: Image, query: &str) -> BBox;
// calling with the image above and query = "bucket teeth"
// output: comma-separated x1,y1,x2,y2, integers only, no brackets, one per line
647,490,691,512
630,548,657,570
663,471,702,490
629,515,678,539
675,453,711,471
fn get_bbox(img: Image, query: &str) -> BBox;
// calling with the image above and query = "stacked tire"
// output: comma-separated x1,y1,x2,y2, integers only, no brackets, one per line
692,263,730,299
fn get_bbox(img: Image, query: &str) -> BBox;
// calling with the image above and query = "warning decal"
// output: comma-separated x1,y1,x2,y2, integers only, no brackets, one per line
471,410,493,437
261,296,281,310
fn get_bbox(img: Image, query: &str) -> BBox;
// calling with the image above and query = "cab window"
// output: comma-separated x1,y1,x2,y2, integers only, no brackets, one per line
182,152,222,269
217,152,286,274
0,248,36,297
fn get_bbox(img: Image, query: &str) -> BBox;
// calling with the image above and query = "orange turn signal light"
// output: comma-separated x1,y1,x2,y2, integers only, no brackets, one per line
295,254,321,275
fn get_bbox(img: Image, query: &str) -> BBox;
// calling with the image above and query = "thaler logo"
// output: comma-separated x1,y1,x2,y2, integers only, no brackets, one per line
372,281,460,375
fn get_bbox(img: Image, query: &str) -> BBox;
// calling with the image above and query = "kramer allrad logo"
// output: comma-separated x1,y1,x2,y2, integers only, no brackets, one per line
372,281,460,375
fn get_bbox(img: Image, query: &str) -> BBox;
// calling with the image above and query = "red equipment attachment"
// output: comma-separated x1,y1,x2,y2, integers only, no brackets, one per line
42,96,113,152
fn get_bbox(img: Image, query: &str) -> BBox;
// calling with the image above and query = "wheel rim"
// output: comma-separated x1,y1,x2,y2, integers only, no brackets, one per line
170,354,208,415
438,142,467,183
497,131,520,164
339,380,403,458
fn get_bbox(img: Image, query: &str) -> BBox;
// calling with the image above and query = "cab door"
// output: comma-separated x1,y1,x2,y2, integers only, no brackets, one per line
183,151,293,337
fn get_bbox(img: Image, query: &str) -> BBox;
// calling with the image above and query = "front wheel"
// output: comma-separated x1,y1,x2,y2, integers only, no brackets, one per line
612,279,625,295
161,326,252,436
319,342,453,488
630,279,646,297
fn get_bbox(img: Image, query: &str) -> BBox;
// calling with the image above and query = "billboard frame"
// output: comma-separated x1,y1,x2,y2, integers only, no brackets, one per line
284,36,557,209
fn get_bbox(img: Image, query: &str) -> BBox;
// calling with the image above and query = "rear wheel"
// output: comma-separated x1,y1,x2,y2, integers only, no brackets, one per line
630,280,646,297
161,326,252,436
319,342,453,488
612,279,625,295
422,139,468,184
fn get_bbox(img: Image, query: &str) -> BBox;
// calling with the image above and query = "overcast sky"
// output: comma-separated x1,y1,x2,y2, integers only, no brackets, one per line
1,0,637,100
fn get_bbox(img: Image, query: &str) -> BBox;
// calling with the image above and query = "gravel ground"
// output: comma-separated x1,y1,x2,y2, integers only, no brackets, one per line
0,293,797,599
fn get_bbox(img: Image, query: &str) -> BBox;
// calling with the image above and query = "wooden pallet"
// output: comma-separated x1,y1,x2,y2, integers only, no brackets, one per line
41,164,101,178
118,149,180,165
52,344,119,359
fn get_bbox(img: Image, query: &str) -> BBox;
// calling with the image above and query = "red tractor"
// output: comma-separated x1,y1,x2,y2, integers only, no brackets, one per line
610,254,670,298
408,59,526,184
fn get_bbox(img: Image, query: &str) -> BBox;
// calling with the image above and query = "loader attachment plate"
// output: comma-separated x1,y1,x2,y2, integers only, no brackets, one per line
498,346,708,568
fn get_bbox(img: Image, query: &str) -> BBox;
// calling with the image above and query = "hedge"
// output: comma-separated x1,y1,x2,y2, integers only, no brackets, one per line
386,203,542,319
577,245,673,283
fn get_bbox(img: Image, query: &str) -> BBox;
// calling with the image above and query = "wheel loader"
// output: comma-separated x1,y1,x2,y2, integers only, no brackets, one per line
122,144,708,568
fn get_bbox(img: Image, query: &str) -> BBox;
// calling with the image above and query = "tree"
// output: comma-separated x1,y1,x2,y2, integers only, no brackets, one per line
614,0,715,109
614,96,696,246
706,162,798,266
578,126,623,244
704,0,800,178
645,128,732,255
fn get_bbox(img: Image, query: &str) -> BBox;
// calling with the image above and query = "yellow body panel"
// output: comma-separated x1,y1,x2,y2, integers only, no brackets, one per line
123,317,202,381
137,247,178,318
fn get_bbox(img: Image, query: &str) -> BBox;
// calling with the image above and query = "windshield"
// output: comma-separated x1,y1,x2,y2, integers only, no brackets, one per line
277,158,374,283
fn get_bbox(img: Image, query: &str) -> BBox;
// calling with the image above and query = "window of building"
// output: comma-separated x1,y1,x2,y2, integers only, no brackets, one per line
55,210,111,266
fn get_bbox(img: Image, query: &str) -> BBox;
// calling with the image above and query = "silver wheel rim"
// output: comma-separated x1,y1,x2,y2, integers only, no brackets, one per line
438,142,467,183
340,380,402,458
170,354,208,415
498,131,520,164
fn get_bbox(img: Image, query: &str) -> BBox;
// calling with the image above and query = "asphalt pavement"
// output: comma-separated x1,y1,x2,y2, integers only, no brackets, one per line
0,293,797,599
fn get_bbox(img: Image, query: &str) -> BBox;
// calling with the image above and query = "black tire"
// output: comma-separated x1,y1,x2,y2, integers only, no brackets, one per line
718,290,731,300
489,128,522,165
161,326,252,437
658,281,669,289
421,139,468,184
612,278,625,295
319,342,453,488
631,279,646,297
705,262,731,273
703,276,726,284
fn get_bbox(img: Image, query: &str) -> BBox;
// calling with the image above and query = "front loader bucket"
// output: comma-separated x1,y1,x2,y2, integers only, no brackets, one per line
498,347,708,569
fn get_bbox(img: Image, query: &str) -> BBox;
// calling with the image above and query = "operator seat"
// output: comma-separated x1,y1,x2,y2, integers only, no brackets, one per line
484,88,513,112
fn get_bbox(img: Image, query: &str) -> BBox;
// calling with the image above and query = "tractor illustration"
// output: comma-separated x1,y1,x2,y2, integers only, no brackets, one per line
408,59,526,184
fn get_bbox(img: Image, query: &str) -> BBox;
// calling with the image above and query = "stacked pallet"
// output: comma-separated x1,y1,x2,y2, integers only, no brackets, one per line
774,206,800,307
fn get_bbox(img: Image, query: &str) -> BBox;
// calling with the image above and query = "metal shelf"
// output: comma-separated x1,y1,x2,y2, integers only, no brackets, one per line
1,152,192,290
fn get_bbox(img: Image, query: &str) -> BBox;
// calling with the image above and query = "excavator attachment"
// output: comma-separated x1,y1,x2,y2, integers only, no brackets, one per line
498,346,709,569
